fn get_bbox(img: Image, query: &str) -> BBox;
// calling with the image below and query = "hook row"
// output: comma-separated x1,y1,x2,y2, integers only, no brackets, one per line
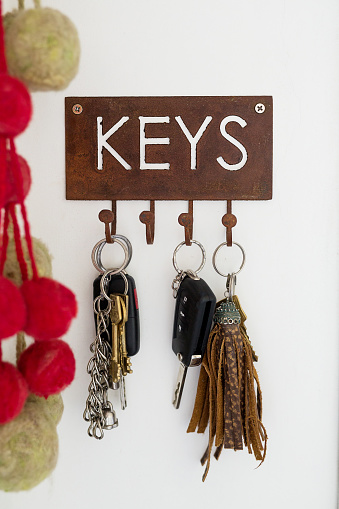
99,200,237,246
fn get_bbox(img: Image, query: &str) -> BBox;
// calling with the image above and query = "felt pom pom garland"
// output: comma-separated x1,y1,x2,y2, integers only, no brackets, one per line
0,0,77,428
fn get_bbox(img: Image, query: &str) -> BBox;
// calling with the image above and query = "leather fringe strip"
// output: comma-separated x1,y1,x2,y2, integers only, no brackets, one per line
187,296,267,481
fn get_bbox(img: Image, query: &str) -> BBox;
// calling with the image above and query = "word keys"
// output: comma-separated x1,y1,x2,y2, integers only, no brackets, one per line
172,275,216,409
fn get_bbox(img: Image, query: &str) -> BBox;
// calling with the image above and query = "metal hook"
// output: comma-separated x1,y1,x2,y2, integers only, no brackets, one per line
139,200,155,244
98,209,115,243
222,200,237,246
178,200,193,246
111,200,117,236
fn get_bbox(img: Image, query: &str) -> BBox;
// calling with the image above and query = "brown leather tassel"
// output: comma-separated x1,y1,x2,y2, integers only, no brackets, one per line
187,296,267,481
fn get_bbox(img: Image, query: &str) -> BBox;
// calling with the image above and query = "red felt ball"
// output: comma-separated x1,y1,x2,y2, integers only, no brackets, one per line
0,152,32,207
0,276,27,340
18,339,75,397
0,74,32,136
21,277,77,341
0,361,28,423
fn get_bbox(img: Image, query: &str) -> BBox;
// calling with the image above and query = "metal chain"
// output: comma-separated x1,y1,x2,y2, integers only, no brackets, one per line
83,295,116,439
172,270,187,298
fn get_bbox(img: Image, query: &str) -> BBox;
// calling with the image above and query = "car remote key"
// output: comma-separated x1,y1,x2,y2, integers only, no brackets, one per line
172,273,216,408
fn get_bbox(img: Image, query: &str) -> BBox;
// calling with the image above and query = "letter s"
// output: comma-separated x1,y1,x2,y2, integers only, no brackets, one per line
217,116,247,171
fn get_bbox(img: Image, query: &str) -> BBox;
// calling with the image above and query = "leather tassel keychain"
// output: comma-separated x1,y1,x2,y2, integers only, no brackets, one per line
187,242,267,481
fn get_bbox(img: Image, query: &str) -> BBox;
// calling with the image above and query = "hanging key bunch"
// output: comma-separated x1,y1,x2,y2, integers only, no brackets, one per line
0,0,77,426
84,213,139,439
187,241,267,481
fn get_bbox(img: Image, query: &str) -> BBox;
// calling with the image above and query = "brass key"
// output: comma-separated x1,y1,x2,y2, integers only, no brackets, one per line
110,295,123,388
118,295,133,376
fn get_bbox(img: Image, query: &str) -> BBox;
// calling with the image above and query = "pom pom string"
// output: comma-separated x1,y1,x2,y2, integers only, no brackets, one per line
9,203,28,281
20,202,38,279
17,0,42,10
9,138,24,203
16,332,26,364
0,0,7,73
9,138,38,279
0,206,10,273
0,138,7,209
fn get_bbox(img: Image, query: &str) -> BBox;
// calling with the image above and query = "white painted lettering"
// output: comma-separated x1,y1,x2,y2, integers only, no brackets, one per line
97,116,131,170
175,116,212,169
217,116,248,171
139,116,170,170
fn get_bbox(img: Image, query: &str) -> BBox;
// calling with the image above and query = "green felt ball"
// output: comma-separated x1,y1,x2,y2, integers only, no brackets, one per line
28,393,64,425
4,237,53,286
4,7,80,91
0,395,60,491
43,394,64,425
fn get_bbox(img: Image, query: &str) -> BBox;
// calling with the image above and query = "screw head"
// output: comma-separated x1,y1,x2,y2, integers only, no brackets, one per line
72,103,83,114
255,103,265,114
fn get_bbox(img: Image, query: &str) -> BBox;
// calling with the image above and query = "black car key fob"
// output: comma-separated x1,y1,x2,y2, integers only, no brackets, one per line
172,274,216,367
93,273,140,356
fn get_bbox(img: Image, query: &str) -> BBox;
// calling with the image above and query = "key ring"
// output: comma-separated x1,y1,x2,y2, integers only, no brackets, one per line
91,235,131,274
212,241,246,277
93,295,111,316
172,240,206,275
100,269,128,302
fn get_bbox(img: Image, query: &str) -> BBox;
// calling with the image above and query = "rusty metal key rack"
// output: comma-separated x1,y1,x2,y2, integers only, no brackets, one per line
65,96,273,245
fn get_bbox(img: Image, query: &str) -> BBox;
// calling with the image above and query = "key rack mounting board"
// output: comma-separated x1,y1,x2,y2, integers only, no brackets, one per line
65,96,272,201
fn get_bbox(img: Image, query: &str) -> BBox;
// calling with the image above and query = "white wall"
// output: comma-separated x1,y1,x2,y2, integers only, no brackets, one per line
1,0,338,508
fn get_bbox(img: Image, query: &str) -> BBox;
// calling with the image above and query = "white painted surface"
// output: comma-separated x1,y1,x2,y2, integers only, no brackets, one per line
1,0,338,508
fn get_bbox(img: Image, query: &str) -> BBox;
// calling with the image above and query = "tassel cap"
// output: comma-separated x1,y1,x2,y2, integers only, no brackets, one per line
214,300,241,325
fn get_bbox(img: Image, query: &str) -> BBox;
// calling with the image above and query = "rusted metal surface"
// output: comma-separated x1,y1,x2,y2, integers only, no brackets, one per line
65,96,273,202
110,201,116,236
98,209,114,243
139,200,155,244
223,200,237,246
178,200,193,246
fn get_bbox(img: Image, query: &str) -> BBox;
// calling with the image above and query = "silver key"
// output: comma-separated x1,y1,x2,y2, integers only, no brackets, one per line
172,361,188,409
120,375,127,410
172,354,201,409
